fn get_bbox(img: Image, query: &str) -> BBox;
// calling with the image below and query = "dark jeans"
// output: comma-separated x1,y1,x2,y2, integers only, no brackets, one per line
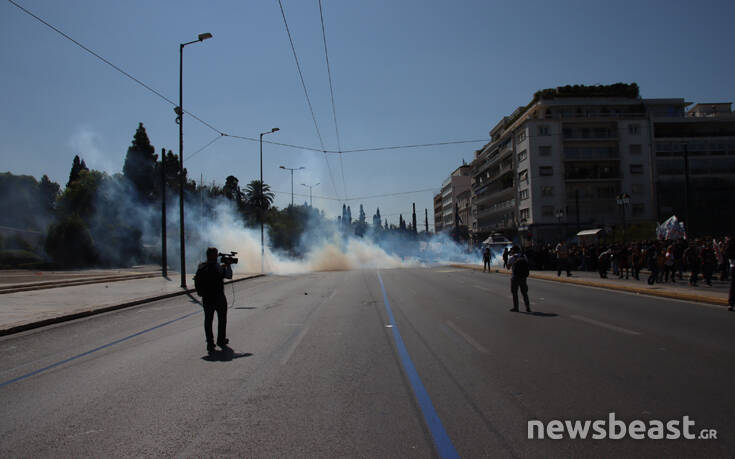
648,266,658,285
483,258,490,271
664,265,676,282
203,302,227,345
689,267,700,286
702,263,714,285
557,258,571,276
511,277,530,310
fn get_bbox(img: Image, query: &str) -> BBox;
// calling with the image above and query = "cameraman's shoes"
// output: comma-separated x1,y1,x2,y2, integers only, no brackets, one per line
206,342,216,352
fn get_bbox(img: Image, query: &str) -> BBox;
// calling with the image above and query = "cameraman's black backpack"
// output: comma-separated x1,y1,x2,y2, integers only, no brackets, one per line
194,263,219,298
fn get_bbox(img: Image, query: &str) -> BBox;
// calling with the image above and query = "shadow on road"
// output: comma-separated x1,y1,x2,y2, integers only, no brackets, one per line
201,346,253,362
233,306,257,310
517,310,558,317
186,293,202,305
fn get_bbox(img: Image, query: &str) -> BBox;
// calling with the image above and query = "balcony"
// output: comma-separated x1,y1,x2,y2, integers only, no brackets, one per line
563,146,619,160
564,164,621,181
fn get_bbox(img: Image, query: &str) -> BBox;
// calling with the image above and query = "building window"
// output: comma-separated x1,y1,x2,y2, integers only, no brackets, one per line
519,189,529,201
628,124,641,135
632,203,644,216
629,144,642,154
539,145,551,156
632,184,644,194
629,164,644,174
538,126,550,136
541,186,554,196
539,166,553,176
542,205,554,217
520,208,530,220
519,169,528,184
518,150,528,162
517,130,527,143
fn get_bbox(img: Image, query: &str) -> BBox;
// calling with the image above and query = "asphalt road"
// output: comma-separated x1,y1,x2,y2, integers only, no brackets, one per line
1,267,733,458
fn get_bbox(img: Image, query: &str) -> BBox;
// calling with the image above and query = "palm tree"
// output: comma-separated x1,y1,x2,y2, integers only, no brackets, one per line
244,180,275,220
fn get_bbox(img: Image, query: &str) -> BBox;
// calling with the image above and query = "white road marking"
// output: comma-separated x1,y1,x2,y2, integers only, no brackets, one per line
280,324,311,365
473,285,493,292
385,324,393,328
570,315,641,336
446,321,489,354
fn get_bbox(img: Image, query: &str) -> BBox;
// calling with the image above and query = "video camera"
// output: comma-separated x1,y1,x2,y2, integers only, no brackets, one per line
218,251,238,265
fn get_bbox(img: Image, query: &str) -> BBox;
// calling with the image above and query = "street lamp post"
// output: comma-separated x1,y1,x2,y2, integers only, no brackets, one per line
176,32,212,288
280,165,305,206
616,192,630,243
259,128,279,273
556,209,565,242
300,182,320,207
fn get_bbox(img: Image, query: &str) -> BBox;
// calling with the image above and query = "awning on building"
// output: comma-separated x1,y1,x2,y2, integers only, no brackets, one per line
576,228,604,237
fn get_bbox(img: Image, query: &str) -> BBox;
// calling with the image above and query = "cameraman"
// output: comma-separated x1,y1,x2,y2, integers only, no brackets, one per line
194,247,233,352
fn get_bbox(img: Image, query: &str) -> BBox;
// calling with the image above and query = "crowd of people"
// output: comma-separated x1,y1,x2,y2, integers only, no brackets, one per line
490,237,735,311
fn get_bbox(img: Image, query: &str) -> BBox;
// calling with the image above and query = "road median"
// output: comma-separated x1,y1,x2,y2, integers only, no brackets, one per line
0,274,264,337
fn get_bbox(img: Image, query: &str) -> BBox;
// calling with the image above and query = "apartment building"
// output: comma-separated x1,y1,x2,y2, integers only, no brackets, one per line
471,85,735,244
433,192,443,233
653,102,735,235
435,164,471,233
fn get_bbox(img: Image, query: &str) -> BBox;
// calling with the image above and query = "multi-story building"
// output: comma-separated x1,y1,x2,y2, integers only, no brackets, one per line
653,102,735,235
470,85,735,244
433,192,443,233
434,164,471,233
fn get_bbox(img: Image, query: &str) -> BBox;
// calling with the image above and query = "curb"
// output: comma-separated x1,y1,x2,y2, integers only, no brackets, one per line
0,274,265,337
0,273,160,295
449,264,729,307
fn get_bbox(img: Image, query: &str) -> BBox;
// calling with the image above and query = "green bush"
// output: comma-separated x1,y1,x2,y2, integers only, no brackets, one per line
45,216,97,267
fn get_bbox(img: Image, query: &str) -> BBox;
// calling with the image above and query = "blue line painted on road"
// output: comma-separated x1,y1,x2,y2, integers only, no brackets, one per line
0,309,202,389
376,271,459,459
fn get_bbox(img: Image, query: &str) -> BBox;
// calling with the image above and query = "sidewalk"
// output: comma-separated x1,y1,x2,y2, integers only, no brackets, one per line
451,263,731,307
0,271,263,336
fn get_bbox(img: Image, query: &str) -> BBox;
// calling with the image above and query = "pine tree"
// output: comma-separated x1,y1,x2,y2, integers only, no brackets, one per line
67,155,88,188
39,175,60,212
123,123,158,201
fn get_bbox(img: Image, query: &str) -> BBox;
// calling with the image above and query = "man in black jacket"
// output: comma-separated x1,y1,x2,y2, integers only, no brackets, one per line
508,246,531,313
194,247,233,352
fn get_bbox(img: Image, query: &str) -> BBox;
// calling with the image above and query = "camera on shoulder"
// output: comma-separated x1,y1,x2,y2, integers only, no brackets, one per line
218,251,238,265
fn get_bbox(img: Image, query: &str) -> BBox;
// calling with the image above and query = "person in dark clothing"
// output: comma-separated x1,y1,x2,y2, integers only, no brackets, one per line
507,246,531,313
502,247,509,269
701,242,716,286
194,247,233,352
598,248,612,278
646,243,659,285
482,246,491,272
684,243,701,287
725,238,735,311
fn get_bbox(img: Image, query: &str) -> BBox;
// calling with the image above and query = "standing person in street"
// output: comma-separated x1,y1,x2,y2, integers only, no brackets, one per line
194,247,233,352
646,242,659,285
702,240,716,286
502,247,509,269
482,245,491,272
617,245,630,279
507,246,531,313
684,241,701,287
598,247,612,278
555,240,572,277
726,237,735,311
631,243,642,281
664,245,676,283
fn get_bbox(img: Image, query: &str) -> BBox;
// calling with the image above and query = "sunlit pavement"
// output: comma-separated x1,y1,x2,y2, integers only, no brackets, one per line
1,267,732,457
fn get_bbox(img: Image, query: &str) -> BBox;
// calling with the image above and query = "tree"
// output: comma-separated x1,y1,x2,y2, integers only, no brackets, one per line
67,155,88,188
122,123,158,201
244,180,274,225
372,208,381,228
45,215,97,267
355,204,367,237
223,175,242,204
39,175,60,213
58,169,106,219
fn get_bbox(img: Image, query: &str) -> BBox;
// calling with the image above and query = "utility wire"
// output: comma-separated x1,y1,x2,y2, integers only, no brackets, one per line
318,0,347,200
7,0,487,164
185,134,225,161
277,0,342,205
338,139,488,153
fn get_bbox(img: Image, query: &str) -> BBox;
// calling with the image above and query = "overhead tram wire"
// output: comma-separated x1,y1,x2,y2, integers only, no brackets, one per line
317,0,347,200
276,0,342,206
8,0,489,164
185,134,225,161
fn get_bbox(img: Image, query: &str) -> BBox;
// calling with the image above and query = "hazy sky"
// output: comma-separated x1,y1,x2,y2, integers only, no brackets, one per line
1,0,733,223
